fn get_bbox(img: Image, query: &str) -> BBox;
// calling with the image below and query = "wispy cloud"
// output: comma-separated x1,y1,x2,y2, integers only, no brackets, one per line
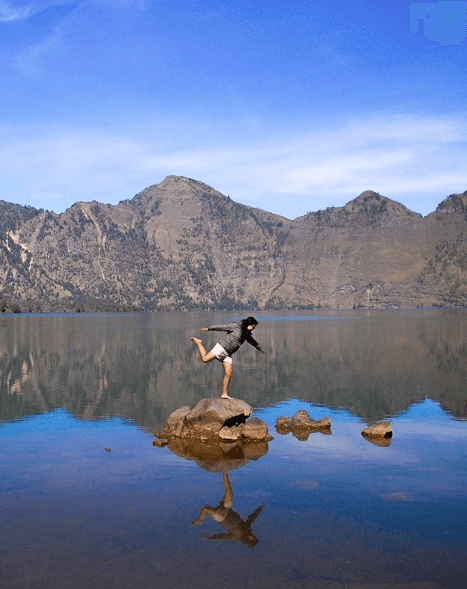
0,0,73,23
0,1,31,21
14,26,63,76
0,0,147,25
87,0,152,9
1,112,466,216
138,113,467,215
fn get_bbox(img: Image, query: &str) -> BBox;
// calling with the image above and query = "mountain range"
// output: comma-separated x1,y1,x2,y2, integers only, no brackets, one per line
1,175,466,312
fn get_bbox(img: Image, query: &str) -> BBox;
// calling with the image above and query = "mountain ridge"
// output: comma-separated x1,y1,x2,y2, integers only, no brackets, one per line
1,176,466,312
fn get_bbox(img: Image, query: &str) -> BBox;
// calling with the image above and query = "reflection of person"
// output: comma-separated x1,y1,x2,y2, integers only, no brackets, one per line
191,471,265,548
190,317,265,399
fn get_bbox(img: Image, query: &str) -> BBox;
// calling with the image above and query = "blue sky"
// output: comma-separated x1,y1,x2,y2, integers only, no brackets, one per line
1,0,466,218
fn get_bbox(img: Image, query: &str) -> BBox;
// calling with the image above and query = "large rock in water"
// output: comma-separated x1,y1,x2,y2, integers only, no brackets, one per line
155,397,272,443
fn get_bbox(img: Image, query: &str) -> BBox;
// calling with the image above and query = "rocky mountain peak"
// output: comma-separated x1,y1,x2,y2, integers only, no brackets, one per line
301,190,420,229
0,200,43,235
344,191,421,220
130,175,226,210
154,175,221,197
436,191,467,214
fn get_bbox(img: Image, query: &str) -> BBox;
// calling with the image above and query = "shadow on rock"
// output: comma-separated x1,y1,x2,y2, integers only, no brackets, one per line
275,410,332,440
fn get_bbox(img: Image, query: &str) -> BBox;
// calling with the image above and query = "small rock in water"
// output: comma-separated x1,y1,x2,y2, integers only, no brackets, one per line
380,492,412,502
153,440,168,448
361,421,392,438
275,410,332,438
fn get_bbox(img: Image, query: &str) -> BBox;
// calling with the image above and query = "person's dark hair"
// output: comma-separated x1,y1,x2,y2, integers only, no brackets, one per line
241,316,258,330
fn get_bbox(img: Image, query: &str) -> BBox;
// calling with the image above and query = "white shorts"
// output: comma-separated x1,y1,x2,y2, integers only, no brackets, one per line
211,343,233,364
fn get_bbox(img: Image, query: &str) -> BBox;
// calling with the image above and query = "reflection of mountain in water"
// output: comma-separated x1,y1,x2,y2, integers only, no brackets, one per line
0,312,466,425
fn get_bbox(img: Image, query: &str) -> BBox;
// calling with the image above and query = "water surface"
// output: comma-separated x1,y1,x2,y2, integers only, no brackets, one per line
1,310,466,588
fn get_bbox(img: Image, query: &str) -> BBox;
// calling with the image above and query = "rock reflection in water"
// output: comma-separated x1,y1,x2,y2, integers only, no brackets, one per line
162,438,268,548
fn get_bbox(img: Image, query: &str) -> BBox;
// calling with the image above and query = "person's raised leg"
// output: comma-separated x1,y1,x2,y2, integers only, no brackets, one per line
221,360,233,398
190,338,216,363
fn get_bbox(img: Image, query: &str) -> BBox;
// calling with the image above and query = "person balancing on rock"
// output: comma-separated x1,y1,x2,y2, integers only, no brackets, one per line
190,316,265,399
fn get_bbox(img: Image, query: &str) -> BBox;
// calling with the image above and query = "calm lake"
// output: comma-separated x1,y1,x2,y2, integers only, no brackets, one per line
1,309,466,589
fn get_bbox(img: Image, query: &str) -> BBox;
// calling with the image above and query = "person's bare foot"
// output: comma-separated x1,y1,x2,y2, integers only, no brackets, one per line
190,337,202,343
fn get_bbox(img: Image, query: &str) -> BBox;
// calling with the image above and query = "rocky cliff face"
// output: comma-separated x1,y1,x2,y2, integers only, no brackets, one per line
1,176,466,311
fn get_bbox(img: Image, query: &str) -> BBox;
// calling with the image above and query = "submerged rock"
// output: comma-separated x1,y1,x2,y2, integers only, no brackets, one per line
155,397,272,443
275,410,332,440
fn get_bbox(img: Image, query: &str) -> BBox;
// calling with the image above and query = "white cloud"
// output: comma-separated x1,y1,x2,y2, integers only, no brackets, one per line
140,113,467,215
1,112,466,217
0,1,31,21
0,0,71,23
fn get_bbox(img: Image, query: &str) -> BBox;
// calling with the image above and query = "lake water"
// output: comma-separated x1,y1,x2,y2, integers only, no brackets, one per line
1,310,466,589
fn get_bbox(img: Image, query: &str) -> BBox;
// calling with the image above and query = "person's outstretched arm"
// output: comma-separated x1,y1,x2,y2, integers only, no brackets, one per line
202,323,236,333
246,503,265,525
246,333,266,353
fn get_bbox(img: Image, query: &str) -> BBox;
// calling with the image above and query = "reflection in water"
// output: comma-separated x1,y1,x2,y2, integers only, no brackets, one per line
162,438,268,547
1,310,467,426
192,470,265,548
165,437,270,469
361,433,392,447
1,396,466,587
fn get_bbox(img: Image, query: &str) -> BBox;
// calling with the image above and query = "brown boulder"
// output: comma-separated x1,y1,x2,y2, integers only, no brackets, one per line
163,405,191,437
186,397,253,424
361,421,393,442
242,416,272,441
275,410,332,438
218,424,243,441
155,397,271,443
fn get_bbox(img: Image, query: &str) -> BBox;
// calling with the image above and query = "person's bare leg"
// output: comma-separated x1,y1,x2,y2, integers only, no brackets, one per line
222,471,233,507
221,361,233,398
190,338,216,363
191,506,216,525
